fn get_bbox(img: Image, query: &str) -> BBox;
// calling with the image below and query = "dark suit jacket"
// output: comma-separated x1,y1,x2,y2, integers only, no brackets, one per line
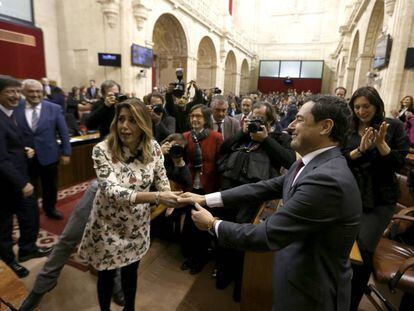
0,110,30,203
213,116,240,141
15,100,71,166
86,87,100,99
217,147,362,311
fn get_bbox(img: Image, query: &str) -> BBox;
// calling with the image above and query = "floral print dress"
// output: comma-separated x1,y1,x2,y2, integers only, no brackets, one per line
78,139,170,270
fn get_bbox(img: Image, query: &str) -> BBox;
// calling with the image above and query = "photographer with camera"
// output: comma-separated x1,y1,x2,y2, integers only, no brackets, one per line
146,93,176,143
165,69,204,133
214,101,296,301
85,80,128,138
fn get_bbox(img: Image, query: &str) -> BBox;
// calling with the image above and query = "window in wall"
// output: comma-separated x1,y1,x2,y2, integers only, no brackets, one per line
279,61,301,78
0,0,33,24
300,61,324,78
259,61,280,77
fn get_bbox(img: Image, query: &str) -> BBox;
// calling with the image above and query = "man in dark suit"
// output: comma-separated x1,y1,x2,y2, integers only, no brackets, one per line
234,96,253,127
211,95,240,141
86,79,100,100
15,79,71,220
179,95,362,311
0,75,52,278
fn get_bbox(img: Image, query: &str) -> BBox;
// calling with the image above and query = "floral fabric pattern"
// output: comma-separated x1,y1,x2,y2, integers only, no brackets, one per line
78,140,170,270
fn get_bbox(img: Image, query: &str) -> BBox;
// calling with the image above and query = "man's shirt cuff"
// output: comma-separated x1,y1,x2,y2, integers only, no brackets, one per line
205,192,223,208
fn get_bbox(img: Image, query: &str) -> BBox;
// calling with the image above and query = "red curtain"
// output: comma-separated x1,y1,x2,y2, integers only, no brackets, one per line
0,20,46,79
257,77,322,94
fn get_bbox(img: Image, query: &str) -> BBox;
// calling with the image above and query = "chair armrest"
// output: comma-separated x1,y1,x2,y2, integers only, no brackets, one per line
389,257,414,292
397,207,414,216
391,215,414,222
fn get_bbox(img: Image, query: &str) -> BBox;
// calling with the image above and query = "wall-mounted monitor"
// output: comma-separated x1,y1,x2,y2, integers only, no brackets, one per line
98,53,121,67
404,48,414,69
373,34,392,70
131,44,153,67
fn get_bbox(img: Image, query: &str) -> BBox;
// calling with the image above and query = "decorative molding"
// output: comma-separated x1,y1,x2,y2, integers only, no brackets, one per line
96,0,120,28
132,0,150,30
384,0,396,17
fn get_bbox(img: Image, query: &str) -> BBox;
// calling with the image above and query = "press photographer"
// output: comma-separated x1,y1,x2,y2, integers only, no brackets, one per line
85,80,127,137
146,92,176,142
165,72,204,133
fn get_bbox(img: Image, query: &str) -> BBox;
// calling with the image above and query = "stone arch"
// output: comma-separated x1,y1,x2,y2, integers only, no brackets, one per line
346,31,360,93
224,51,237,95
152,13,188,88
240,59,249,95
363,0,384,57
196,36,217,89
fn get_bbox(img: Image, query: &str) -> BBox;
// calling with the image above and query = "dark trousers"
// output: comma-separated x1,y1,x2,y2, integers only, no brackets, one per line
30,157,59,214
97,261,140,311
350,249,373,311
0,195,39,264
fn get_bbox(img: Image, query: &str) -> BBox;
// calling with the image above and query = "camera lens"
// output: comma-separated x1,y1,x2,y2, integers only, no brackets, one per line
169,145,184,158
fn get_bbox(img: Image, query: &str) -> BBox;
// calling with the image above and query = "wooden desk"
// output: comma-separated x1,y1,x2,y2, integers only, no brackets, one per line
0,261,33,310
58,133,100,188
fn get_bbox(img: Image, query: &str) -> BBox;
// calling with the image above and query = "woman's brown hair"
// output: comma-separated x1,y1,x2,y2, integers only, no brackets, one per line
107,98,154,164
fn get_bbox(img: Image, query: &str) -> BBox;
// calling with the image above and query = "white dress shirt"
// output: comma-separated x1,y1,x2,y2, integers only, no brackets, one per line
0,104,13,117
25,102,42,130
205,145,337,236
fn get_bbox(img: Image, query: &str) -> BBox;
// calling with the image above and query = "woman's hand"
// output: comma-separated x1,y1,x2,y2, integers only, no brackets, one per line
374,121,391,156
359,127,375,153
159,191,183,207
161,142,172,155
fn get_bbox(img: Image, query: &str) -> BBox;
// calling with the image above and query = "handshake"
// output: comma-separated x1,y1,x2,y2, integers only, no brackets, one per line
159,191,216,231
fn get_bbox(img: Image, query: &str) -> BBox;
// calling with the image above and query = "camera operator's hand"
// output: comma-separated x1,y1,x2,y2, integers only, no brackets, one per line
104,92,117,107
150,110,162,125
161,141,172,155
250,125,268,142
191,80,198,90
172,156,186,167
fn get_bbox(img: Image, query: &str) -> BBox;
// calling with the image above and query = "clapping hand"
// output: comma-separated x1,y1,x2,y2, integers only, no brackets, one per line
191,203,214,231
359,127,375,153
374,121,389,146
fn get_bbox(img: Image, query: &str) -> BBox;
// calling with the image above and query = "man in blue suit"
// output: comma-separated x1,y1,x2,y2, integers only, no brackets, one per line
0,75,52,278
15,79,71,220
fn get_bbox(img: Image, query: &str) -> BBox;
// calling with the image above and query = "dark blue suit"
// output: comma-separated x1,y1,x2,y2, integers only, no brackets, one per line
0,108,39,264
15,100,71,214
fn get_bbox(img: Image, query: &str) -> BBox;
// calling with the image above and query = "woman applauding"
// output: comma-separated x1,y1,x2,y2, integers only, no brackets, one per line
78,98,180,311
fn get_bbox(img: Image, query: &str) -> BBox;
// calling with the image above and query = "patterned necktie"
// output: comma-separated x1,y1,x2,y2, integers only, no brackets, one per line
32,106,39,131
216,122,222,133
291,159,304,187
10,112,17,127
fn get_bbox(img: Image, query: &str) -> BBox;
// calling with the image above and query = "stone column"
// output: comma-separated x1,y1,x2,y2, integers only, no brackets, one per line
234,71,241,95
353,53,373,91
381,0,414,113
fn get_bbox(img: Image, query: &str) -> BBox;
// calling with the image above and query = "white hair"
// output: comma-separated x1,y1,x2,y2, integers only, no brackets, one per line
22,79,43,89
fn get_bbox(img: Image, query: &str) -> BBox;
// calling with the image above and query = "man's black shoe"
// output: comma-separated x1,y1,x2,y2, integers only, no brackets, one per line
19,247,53,263
45,210,64,220
8,262,29,278
18,291,44,311
112,290,125,306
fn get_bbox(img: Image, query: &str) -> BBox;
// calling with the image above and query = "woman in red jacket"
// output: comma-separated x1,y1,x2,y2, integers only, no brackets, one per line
181,104,223,274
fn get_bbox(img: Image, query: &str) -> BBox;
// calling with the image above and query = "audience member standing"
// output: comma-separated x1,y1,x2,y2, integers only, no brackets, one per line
0,75,52,279
146,92,176,142
15,79,71,220
211,95,240,141
86,79,100,101
344,86,409,310
234,96,253,127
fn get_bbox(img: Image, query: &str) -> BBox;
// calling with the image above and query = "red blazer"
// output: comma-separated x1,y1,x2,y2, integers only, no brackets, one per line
183,130,223,193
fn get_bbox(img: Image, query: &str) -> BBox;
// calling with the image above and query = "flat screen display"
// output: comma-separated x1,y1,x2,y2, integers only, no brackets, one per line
131,44,153,67
98,53,121,67
373,35,392,69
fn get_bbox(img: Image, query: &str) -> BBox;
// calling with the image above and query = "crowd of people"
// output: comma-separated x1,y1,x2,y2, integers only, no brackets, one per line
1,73,413,310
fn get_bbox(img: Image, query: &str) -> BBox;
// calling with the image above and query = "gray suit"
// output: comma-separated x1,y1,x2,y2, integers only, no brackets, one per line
213,116,240,141
217,147,361,311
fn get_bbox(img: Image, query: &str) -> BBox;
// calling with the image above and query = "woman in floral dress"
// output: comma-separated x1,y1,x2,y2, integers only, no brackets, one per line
78,98,180,311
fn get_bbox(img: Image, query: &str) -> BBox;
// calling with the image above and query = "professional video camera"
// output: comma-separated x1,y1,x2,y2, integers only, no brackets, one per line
248,118,265,133
172,68,186,98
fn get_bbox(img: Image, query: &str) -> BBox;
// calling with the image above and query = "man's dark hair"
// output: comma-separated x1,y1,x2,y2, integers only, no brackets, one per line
189,104,212,129
348,86,385,131
252,101,276,124
334,86,347,95
90,79,96,83
305,94,351,146
100,80,121,96
147,92,165,105
0,75,21,93
240,96,253,104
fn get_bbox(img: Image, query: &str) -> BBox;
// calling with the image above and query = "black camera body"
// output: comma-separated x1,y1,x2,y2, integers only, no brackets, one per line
152,104,163,115
212,87,222,94
115,93,128,102
169,144,184,158
172,68,185,98
248,118,265,133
